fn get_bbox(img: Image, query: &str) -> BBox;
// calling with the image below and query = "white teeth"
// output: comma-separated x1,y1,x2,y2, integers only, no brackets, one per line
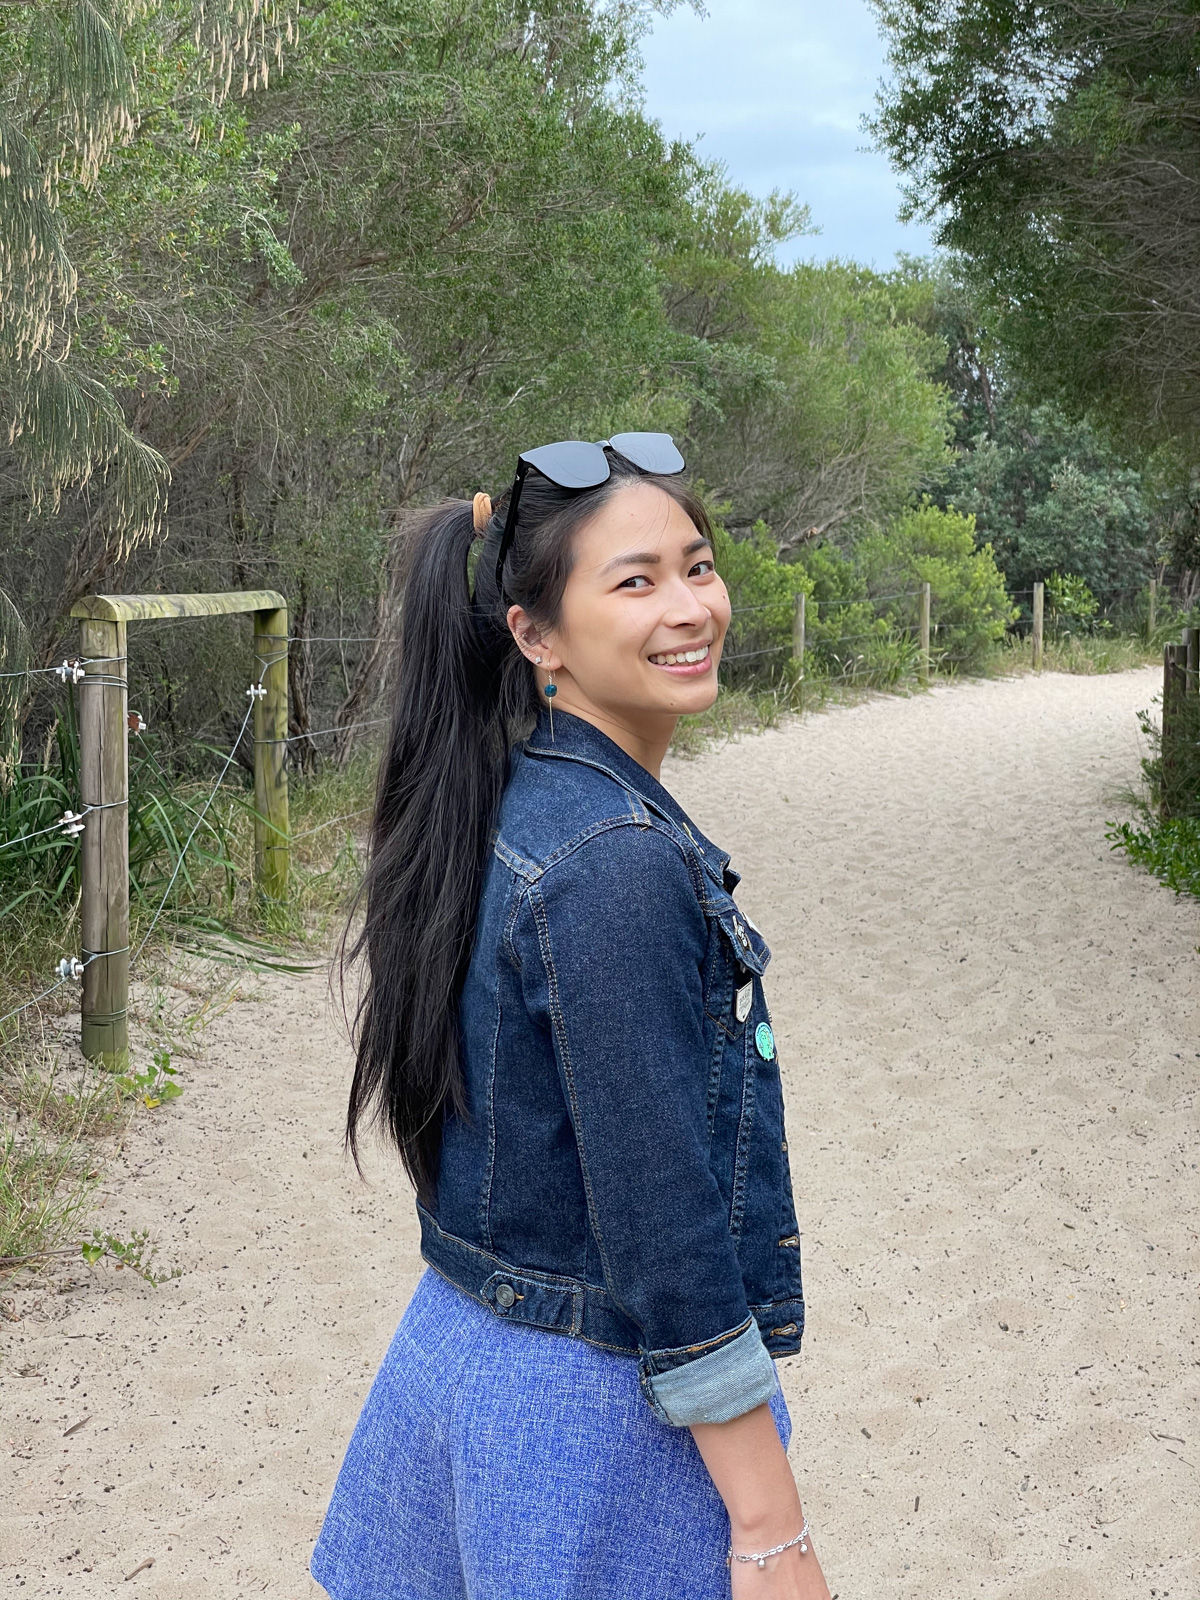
650,645,709,666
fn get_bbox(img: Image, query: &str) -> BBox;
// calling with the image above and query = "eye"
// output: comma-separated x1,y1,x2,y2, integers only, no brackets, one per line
690,559,715,577
618,574,652,589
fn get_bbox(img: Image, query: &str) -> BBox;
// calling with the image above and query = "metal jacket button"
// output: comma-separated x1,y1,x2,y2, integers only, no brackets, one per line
495,1282,516,1309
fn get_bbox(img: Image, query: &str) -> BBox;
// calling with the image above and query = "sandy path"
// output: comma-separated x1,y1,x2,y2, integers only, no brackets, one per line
3,667,1198,1599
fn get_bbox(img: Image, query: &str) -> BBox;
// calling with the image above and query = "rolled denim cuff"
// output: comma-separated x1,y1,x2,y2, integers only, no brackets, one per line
639,1321,778,1427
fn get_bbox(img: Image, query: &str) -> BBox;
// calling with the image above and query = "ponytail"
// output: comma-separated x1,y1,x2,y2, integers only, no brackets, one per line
345,500,518,1199
345,461,713,1200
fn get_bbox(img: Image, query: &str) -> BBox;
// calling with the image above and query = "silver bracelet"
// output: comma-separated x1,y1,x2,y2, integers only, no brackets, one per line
727,1517,810,1569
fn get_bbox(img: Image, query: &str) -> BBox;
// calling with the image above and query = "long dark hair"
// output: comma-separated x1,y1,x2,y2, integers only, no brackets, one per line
345,451,713,1201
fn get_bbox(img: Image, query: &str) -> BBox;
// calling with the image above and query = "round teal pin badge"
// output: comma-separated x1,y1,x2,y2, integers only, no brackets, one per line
755,1022,776,1061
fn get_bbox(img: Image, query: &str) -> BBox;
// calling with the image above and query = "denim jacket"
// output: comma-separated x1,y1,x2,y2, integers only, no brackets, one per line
420,710,805,1427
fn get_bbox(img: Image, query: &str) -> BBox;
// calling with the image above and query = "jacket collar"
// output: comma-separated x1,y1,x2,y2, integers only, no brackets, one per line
523,709,737,886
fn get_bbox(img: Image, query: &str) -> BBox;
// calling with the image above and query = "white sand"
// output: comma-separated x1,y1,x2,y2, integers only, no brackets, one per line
3,667,1198,1599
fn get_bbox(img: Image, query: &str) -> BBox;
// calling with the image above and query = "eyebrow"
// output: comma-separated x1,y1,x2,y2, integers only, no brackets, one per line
599,536,712,576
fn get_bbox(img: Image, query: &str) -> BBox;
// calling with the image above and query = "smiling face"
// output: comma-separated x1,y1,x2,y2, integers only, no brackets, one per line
506,480,731,772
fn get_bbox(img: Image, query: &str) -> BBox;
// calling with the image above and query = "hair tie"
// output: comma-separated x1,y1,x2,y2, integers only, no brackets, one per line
472,492,493,534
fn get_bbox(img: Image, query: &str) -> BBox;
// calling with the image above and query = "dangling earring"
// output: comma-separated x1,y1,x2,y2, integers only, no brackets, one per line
543,668,557,740
532,655,557,738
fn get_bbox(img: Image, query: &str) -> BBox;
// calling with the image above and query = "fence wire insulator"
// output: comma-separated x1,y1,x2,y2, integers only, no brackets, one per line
56,956,85,982
127,711,147,733
59,809,87,838
56,658,86,685
246,682,267,702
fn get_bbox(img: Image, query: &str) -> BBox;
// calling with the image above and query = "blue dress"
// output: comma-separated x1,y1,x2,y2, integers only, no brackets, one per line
311,1268,792,1600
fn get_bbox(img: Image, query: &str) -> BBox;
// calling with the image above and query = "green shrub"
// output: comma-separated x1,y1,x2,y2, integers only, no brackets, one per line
714,521,810,684
1132,695,1200,823
1107,688,1200,904
857,500,1016,669
784,543,887,678
1046,572,1100,633
1107,818,1200,899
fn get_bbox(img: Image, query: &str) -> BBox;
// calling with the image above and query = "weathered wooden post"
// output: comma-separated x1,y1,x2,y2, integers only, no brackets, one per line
71,589,287,1063
1147,578,1157,641
1186,624,1199,696
918,581,931,685
253,604,290,904
792,591,806,673
1032,582,1045,672
76,613,130,1065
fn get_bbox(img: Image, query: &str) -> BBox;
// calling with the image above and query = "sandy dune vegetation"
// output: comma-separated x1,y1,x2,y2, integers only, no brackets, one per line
3,666,1198,1600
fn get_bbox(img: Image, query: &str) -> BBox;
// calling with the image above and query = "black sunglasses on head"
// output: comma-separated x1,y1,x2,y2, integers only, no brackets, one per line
494,432,686,593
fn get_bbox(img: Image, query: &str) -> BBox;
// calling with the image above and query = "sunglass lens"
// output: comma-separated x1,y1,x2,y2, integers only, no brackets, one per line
607,432,685,475
520,440,610,489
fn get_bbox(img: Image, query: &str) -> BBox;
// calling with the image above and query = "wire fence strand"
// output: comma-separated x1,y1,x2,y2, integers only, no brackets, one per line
0,973,76,1027
809,590,921,608
281,718,389,745
129,699,256,967
288,635,402,646
289,807,373,841
0,952,101,1029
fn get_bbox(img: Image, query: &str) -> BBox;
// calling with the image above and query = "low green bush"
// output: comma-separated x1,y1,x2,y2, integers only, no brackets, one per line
856,500,1015,670
1107,688,1200,903
714,521,810,686
1046,572,1100,633
1133,695,1200,823
1107,818,1200,899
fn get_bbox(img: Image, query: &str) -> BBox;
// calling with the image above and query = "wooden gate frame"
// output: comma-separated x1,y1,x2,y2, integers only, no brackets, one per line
69,590,289,1065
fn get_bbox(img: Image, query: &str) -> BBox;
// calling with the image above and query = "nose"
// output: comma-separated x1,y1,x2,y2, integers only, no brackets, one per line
662,574,714,629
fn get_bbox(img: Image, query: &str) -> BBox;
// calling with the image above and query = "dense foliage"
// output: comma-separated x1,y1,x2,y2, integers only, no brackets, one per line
1,0,966,763
943,404,1161,612
870,0,1200,448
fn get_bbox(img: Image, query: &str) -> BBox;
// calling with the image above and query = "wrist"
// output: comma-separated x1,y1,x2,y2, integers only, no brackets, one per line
728,1496,804,1543
728,1515,812,1573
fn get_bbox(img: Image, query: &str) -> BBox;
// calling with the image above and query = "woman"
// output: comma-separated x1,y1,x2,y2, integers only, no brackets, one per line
312,434,831,1600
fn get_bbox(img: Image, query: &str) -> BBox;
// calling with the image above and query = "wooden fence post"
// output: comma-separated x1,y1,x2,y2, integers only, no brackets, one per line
72,589,287,1064
1032,582,1045,672
1147,578,1157,641
78,617,129,1066
792,591,806,673
918,581,931,685
253,606,290,905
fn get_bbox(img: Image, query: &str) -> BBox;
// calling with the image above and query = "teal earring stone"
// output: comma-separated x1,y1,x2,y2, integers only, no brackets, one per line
543,682,557,698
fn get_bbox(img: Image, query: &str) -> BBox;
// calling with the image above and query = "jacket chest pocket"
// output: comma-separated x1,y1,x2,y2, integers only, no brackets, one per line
708,898,771,1036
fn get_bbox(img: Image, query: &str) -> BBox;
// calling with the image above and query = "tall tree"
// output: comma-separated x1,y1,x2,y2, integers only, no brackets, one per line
668,184,953,549
1,0,295,607
870,1,1200,445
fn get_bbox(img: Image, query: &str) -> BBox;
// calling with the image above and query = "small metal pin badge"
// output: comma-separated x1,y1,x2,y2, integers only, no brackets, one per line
735,982,753,1023
755,1022,776,1061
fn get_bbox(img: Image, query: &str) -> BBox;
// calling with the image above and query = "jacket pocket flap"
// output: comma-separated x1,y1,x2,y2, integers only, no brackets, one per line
713,901,770,975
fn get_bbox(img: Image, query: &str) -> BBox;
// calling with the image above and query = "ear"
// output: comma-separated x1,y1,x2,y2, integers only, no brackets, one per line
507,605,562,671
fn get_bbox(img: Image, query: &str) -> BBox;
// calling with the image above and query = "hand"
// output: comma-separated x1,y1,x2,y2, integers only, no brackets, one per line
728,1538,832,1600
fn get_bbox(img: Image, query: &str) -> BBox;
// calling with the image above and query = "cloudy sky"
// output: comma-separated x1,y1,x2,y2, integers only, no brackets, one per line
639,0,934,268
